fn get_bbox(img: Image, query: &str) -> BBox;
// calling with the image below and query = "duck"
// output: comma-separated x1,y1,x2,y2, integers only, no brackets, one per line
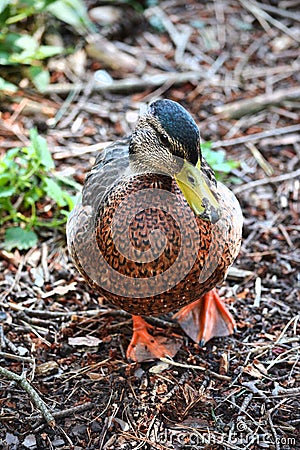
67,99,243,362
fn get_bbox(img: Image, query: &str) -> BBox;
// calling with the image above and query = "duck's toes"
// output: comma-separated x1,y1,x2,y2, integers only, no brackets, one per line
126,316,182,362
174,288,236,346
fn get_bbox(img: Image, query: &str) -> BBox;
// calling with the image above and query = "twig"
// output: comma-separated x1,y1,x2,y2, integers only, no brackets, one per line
268,413,281,450
242,381,267,400
4,336,20,354
58,76,95,129
274,315,300,345
246,143,274,176
43,72,204,95
242,61,300,80
41,243,50,283
0,366,55,427
256,1,300,21
240,0,300,42
121,431,171,450
233,167,300,194
253,277,262,307
30,401,94,420
278,224,294,249
145,6,191,64
234,36,269,81
272,384,300,397
0,351,34,363
0,325,5,348
99,403,119,450
211,124,300,149
0,256,24,302
214,0,226,48
214,86,300,119
160,371,190,404
0,301,101,318
266,345,300,371
160,356,231,381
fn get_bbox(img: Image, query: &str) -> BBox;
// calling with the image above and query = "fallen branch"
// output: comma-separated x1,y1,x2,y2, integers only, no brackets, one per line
211,123,300,148
0,351,34,364
30,402,94,421
242,62,300,80
43,71,203,96
0,366,55,427
214,86,300,119
233,167,300,194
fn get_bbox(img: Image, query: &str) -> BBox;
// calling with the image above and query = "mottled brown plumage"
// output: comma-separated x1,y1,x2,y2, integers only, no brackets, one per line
67,99,243,361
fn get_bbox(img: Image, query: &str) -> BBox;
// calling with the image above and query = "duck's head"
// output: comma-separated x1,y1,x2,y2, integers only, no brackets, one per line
129,99,220,223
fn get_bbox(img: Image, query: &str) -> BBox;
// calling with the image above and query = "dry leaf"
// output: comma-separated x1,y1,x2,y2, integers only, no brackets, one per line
253,359,268,376
113,418,130,431
219,352,229,374
243,361,267,379
149,361,170,374
87,372,104,381
42,282,77,298
36,361,59,376
86,35,142,72
68,336,102,347
243,364,263,379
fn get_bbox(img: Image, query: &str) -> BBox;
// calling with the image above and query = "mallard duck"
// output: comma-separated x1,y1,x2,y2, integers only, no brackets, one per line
67,99,243,362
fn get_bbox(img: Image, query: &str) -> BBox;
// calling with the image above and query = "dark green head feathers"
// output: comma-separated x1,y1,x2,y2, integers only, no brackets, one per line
148,99,200,166
129,99,200,171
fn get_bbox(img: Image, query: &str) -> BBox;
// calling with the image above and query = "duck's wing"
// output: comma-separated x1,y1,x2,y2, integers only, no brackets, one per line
66,137,130,283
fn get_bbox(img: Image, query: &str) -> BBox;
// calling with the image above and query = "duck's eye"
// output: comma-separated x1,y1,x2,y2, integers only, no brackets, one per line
159,134,170,147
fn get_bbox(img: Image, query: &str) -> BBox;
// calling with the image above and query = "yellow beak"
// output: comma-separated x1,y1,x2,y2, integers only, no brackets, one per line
175,159,220,223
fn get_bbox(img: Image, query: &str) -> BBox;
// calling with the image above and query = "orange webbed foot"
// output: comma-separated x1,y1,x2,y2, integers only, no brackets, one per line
173,288,236,346
126,316,182,362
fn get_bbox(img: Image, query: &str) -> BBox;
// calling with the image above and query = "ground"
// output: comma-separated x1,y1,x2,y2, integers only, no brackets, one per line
0,1,299,449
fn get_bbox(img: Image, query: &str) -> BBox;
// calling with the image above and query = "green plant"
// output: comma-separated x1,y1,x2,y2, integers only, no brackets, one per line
0,129,81,250
200,141,240,182
0,0,93,92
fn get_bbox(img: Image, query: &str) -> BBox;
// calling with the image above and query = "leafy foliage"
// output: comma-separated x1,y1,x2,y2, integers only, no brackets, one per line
0,0,93,92
0,129,81,250
4,227,38,251
201,141,240,181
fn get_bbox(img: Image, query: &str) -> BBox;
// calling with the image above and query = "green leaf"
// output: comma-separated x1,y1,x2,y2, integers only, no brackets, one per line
0,51,10,65
25,185,43,204
4,227,38,250
0,186,15,197
35,45,63,59
0,0,10,15
0,173,11,186
6,12,31,24
28,66,50,92
0,3,10,27
212,161,239,173
46,0,93,33
29,128,54,170
201,141,239,180
15,34,38,52
0,76,17,92
44,177,67,207
54,173,82,191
